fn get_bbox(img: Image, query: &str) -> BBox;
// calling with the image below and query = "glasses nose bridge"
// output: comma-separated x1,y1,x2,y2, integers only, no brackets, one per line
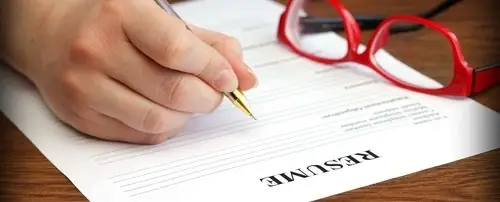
349,49,371,64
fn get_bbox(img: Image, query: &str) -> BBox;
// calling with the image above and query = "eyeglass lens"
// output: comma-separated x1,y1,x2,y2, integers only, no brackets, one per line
285,0,349,60
371,20,455,89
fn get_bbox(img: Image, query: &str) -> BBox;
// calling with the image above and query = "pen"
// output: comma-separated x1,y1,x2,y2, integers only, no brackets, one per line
153,0,256,120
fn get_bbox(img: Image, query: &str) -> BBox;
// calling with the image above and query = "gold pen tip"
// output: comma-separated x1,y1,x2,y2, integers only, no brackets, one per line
225,90,256,120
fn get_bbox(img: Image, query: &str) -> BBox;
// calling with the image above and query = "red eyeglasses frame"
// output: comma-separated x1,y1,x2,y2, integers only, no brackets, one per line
276,0,500,97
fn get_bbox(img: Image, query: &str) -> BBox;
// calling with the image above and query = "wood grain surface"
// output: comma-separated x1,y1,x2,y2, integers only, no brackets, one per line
1,0,499,201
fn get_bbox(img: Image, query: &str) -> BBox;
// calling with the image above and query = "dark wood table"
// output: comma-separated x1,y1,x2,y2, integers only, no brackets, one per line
1,0,499,201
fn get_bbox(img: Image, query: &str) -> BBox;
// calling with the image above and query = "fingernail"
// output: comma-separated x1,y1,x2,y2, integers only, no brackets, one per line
248,67,258,88
214,69,238,92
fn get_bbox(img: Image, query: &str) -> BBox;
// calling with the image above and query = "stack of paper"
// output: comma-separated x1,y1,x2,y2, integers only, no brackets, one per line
0,0,498,201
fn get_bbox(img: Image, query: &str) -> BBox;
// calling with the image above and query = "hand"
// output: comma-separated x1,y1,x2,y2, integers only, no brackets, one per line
0,0,258,144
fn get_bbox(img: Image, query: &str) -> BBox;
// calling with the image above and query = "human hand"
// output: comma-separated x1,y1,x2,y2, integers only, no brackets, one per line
0,0,257,144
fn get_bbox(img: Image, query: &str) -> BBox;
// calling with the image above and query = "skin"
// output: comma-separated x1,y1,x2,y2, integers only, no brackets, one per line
0,0,258,145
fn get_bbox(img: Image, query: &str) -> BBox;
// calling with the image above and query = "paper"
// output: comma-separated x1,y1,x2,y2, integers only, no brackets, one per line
0,0,498,201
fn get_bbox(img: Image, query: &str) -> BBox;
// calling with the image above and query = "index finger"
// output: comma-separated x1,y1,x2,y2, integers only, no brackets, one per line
122,1,238,92
189,25,258,91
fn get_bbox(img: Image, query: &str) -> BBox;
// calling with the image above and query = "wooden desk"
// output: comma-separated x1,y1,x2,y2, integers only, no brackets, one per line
1,0,499,201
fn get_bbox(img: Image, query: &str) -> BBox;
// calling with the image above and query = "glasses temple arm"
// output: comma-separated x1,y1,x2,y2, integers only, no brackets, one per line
471,63,500,95
418,0,463,19
299,16,381,33
299,0,462,34
390,0,462,34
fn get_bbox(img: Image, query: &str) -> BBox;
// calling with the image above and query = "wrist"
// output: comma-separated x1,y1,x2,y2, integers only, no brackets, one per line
0,1,19,72
0,0,59,79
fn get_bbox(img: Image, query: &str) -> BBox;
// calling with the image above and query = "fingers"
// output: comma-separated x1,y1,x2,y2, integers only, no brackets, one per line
71,72,191,135
122,1,238,93
104,41,223,113
190,25,258,91
70,109,183,145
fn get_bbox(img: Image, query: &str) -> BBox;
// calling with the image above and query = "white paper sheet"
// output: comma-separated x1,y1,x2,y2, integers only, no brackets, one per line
1,0,498,201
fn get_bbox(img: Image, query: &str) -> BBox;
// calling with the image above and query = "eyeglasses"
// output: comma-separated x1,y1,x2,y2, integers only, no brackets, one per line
277,0,500,97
